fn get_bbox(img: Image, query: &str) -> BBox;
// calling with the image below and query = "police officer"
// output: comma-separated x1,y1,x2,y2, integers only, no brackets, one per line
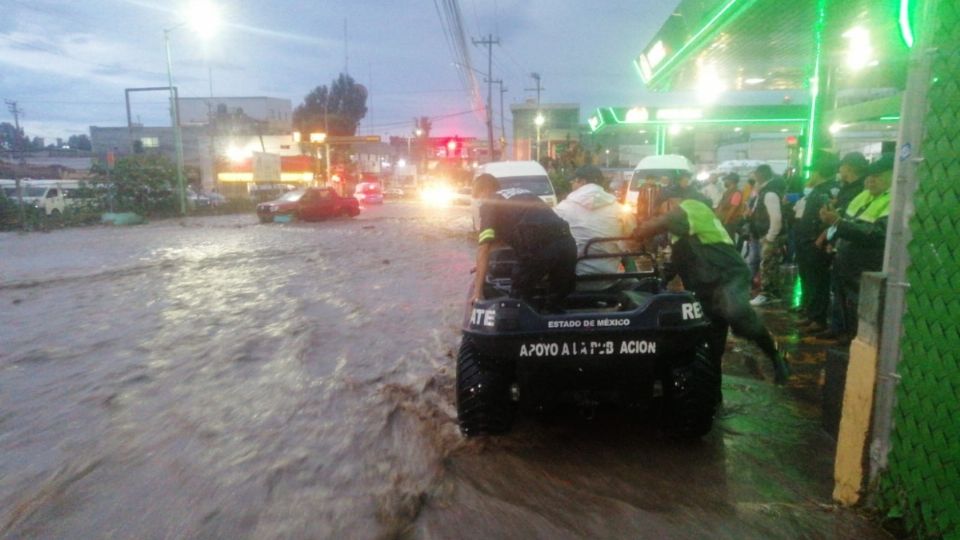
633,195,791,385
472,174,577,310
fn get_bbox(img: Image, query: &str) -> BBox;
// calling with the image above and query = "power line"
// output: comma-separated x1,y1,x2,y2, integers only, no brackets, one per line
0,34,167,79
363,109,475,130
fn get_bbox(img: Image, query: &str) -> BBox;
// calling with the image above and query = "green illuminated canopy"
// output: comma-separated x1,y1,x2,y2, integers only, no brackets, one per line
637,0,910,92
588,104,809,133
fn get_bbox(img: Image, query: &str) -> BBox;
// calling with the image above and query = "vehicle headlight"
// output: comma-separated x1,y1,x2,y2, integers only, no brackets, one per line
421,186,454,206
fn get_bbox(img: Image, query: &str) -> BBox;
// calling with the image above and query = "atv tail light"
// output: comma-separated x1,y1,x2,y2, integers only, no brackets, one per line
510,383,520,402
494,301,520,331
658,311,684,326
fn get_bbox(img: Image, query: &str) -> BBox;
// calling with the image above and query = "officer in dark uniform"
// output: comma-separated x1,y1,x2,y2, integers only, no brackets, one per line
633,195,791,385
472,174,577,309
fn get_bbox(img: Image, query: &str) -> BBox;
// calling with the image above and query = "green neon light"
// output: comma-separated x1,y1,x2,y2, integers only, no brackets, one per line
793,274,803,309
803,0,827,175
899,0,915,48
880,115,901,121
642,0,756,87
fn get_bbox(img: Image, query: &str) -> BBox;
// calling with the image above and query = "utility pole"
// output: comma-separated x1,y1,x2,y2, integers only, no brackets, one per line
6,100,24,161
472,34,499,162
525,73,544,105
489,79,507,159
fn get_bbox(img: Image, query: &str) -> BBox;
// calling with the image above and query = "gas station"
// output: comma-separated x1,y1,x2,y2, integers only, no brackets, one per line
590,0,913,176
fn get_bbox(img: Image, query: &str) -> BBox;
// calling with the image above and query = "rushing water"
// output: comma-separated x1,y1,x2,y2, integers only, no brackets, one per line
0,205,889,539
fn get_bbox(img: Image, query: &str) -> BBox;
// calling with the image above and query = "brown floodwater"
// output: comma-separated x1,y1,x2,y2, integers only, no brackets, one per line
0,206,890,539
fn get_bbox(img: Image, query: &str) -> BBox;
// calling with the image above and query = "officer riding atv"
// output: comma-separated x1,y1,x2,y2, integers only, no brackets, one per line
457,173,789,438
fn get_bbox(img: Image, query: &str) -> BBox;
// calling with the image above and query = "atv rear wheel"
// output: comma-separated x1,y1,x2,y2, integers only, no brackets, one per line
456,336,515,436
662,343,719,438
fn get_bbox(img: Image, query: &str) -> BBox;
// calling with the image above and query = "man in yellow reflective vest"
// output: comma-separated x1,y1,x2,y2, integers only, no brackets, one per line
819,154,893,340
634,196,791,386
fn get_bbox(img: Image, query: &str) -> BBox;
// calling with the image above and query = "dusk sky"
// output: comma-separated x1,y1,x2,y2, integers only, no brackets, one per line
1,0,680,142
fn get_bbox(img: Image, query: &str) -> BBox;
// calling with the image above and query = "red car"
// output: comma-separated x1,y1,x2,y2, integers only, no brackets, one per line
256,187,360,223
354,182,384,204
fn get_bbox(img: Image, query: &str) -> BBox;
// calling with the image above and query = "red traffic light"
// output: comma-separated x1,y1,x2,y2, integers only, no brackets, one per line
786,135,798,146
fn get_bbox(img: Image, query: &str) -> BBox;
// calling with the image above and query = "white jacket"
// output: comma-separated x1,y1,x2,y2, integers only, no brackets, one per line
554,184,635,286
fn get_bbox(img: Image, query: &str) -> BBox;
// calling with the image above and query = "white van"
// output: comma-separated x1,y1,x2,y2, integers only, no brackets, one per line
625,154,694,210
14,179,70,217
471,160,557,230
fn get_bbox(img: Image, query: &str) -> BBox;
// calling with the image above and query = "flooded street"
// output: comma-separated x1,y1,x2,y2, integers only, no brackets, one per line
0,204,889,539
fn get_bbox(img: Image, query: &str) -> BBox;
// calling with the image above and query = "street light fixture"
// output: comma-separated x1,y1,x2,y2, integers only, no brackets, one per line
164,1,222,215
534,113,545,161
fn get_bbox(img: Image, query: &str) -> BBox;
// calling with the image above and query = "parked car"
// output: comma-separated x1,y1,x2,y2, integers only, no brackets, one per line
354,182,384,204
383,186,406,199
256,187,360,223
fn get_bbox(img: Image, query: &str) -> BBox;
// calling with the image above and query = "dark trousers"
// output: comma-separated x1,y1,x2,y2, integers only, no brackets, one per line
699,273,781,383
839,275,862,338
796,241,831,323
511,236,577,306
829,263,856,335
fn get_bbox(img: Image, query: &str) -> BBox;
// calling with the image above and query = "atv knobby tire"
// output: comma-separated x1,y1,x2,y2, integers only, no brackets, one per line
456,336,515,436
662,344,719,438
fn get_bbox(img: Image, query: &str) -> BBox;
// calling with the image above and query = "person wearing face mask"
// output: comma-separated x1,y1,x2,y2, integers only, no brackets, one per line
818,154,893,343
794,159,839,334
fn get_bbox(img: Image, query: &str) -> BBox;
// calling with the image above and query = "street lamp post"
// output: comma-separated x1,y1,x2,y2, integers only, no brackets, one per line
414,127,423,175
163,2,221,215
164,27,188,215
534,113,545,162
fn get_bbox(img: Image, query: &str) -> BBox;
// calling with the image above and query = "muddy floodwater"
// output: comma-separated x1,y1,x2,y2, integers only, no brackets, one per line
0,204,890,539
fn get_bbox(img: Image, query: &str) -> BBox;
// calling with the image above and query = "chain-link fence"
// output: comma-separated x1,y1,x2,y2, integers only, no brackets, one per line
876,0,960,536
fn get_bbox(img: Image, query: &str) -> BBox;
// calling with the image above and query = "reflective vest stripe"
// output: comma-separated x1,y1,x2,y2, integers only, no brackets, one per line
478,228,496,244
845,191,891,223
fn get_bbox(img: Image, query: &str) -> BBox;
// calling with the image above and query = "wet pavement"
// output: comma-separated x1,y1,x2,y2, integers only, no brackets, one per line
0,203,891,539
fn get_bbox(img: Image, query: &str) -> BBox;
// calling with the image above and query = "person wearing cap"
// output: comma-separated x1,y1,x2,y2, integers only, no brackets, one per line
747,164,787,306
554,165,635,290
795,159,839,334
814,151,869,340
633,194,791,386
471,173,577,310
818,154,893,342
835,151,869,214
658,171,712,209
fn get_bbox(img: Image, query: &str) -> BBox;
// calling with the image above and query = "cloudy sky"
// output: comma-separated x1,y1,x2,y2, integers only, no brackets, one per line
1,0,679,142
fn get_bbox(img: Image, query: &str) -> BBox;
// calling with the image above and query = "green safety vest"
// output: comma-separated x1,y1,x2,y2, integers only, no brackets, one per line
845,190,891,223
678,199,734,246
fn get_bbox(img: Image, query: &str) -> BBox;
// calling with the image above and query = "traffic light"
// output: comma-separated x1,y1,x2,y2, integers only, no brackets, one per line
786,135,798,147
445,138,460,157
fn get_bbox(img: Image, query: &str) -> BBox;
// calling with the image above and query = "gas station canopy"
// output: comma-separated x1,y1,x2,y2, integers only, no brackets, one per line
612,0,917,168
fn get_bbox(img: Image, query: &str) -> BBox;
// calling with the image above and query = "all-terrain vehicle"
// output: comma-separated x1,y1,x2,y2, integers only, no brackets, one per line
457,238,718,438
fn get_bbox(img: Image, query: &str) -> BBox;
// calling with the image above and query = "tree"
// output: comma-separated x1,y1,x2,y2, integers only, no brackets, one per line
293,73,368,137
90,154,178,215
0,122,29,152
67,134,92,151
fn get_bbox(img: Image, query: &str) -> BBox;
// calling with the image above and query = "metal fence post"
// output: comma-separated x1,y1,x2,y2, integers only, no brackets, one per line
868,0,939,490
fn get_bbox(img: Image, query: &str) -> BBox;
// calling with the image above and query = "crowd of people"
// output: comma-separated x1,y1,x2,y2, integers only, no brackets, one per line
471,153,893,382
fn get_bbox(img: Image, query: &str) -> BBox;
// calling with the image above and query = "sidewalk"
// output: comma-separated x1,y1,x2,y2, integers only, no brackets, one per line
724,298,849,435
